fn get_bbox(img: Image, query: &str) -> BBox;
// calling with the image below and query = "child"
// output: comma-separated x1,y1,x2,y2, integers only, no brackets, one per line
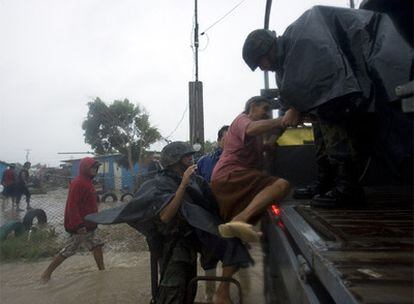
41,157,105,283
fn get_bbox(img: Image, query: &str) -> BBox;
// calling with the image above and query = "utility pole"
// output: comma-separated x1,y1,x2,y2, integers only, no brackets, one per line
350,0,355,8
189,0,205,154
24,149,31,162
263,0,272,90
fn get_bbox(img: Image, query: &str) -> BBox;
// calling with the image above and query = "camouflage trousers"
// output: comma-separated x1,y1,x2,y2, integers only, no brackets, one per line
313,95,368,167
311,96,370,185
155,238,197,304
313,120,358,167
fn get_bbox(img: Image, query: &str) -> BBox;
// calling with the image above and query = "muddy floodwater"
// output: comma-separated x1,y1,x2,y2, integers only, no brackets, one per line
0,189,265,303
0,246,265,304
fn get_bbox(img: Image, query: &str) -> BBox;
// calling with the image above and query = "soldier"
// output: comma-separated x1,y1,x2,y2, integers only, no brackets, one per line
242,5,413,207
86,141,252,304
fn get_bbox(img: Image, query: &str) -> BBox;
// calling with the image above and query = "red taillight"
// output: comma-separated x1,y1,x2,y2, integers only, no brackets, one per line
271,204,281,216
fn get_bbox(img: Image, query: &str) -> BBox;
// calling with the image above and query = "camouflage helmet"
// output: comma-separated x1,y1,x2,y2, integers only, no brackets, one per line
160,141,196,167
242,29,276,71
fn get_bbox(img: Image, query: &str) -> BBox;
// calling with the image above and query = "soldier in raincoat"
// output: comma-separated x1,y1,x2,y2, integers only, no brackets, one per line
86,141,252,304
242,5,413,207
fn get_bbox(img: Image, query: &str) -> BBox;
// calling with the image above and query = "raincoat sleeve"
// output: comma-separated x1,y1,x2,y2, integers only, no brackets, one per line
65,184,85,231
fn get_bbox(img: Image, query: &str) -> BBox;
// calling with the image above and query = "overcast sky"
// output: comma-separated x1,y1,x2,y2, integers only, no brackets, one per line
0,0,353,166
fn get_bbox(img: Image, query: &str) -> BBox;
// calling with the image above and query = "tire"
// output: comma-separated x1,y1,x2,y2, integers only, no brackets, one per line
120,192,133,202
101,192,118,202
0,220,26,241
22,208,47,230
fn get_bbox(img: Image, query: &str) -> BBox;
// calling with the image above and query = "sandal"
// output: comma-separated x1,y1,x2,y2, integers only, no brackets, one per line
218,221,260,242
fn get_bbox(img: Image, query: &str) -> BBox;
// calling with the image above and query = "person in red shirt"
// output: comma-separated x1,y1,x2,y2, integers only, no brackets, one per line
41,157,105,283
211,96,290,242
1,164,17,203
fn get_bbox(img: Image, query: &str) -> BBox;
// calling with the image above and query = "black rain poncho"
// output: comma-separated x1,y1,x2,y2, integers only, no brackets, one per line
86,170,253,269
274,5,413,112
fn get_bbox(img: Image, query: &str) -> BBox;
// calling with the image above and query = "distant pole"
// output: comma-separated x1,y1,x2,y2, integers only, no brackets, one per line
24,149,31,162
350,0,355,8
189,0,204,154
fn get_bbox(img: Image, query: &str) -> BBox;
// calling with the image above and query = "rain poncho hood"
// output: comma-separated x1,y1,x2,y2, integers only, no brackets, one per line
78,157,99,179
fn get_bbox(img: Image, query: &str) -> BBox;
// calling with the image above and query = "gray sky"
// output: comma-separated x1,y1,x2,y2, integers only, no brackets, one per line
0,0,352,166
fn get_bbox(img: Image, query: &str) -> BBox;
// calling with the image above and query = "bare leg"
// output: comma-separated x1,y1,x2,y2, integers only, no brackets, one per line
92,246,105,270
232,178,290,223
214,265,238,304
41,254,67,283
205,267,217,302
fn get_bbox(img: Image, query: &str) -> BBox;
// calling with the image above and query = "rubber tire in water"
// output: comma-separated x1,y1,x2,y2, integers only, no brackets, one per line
22,208,47,230
101,192,118,202
120,192,133,202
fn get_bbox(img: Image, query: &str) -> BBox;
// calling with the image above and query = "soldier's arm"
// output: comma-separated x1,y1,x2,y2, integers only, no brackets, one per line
159,164,197,223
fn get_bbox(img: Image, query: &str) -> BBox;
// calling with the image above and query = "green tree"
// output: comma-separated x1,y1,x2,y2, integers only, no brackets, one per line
82,98,161,174
203,140,216,154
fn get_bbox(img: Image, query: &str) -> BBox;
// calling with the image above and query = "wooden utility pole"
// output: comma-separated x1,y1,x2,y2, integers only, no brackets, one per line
189,0,204,153
189,82,204,152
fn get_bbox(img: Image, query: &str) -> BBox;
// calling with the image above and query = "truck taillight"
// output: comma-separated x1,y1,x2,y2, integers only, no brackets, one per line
271,204,281,216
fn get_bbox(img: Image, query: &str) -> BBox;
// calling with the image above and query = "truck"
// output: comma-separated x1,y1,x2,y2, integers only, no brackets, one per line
259,1,413,303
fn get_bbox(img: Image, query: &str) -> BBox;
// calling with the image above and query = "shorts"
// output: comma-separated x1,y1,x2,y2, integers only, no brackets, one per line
211,169,279,223
2,184,16,197
59,230,104,258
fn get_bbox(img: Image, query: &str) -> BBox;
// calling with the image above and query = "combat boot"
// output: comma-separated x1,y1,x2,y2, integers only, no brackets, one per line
311,162,365,208
293,161,335,199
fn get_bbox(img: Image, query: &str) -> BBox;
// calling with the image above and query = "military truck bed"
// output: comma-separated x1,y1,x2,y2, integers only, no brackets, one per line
263,187,413,304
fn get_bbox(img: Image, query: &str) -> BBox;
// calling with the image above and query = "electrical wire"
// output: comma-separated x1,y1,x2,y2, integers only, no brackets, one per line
164,104,189,140
200,0,247,35
199,32,209,51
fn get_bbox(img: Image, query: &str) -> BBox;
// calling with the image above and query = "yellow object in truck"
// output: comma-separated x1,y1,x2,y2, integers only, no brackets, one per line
276,127,314,146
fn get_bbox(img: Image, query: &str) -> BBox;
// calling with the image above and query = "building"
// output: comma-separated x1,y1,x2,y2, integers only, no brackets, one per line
61,154,146,192
0,161,9,183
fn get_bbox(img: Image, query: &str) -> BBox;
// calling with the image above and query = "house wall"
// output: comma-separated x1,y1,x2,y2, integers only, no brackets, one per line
65,156,146,193
0,162,8,182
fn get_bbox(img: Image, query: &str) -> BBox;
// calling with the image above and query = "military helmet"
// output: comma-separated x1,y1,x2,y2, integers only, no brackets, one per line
242,29,276,71
160,141,196,167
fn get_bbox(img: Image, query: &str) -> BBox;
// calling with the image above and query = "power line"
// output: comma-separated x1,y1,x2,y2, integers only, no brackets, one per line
164,104,189,140
200,0,247,35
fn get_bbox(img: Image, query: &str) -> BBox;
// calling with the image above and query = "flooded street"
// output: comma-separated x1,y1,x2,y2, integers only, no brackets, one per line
0,252,151,304
0,245,265,304
0,188,265,304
